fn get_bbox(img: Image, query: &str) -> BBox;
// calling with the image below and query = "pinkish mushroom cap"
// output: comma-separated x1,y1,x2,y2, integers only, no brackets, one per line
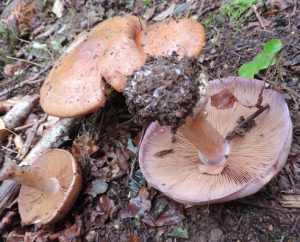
139,77,292,205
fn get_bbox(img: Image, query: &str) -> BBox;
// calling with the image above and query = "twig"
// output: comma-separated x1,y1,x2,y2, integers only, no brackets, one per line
198,0,206,17
0,94,40,141
226,104,270,141
17,114,48,160
251,5,266,30
0,65,51,99
5,56,44,68
129,124,146,179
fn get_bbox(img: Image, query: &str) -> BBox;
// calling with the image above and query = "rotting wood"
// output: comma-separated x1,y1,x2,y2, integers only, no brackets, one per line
0,94,39,141
0,117,81,216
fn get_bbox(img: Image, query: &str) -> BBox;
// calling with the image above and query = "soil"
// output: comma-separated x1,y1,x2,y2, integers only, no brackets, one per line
125,55,200,132
0,0,299,242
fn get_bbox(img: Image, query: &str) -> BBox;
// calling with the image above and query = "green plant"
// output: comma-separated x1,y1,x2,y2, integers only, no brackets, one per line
238,39,283,78
220,0,260,23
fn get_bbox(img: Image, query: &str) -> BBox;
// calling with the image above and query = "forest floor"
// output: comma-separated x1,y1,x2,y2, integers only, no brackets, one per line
0,0,299,241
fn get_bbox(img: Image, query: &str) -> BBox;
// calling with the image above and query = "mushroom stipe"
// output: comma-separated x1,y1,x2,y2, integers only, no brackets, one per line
139,77,292,205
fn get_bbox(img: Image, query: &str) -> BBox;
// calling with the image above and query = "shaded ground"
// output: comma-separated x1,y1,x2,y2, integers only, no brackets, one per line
0,0,299,241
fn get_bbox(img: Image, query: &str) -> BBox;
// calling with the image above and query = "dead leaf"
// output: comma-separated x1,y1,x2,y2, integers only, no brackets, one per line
50,216,83,241
95,195,115,222
1,0,42,33
122,187,151,218
14,135,24,152
71,135,100,161
153,3,176,21
211,89,237,109
0,211,16,234
143,199,185,227
52,0,64,18
86,179,108,197
127,234,141,242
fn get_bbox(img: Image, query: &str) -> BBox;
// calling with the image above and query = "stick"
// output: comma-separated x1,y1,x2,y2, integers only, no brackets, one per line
0,94,40,141
226,104,269,141
0,117,81,216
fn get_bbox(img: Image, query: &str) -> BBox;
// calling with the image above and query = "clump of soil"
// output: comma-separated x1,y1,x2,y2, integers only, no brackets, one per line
124,54,201,132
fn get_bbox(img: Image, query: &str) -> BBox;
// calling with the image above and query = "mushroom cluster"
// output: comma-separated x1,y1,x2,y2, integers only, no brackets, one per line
0,149,81,225
38,15,292,205
39,16,205,118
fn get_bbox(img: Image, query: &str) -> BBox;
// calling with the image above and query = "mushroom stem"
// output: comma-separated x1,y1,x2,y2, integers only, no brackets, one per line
180,113,229,166
0,158,60,194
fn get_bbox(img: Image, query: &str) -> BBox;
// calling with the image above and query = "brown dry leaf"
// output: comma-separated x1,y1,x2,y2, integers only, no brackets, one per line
71,135,100,161
211,88,237,109
95,195,115,222
122,187,151,218
6,230,50,242
50,216,83,241
1,0,41,33
142,199,185,227
0,211,16,234
14,135,24,152
127,234,141,242
108,148,129,171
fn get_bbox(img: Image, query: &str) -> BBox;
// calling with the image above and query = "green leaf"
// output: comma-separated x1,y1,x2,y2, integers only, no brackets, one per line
263,39,283,54
168,228,189,239
238,39,283,78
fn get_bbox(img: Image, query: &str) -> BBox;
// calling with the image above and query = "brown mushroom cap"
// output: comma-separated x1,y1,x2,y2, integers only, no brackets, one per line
40,15,146,117
18,149,81,225
139,77,292,205
137,18,205,58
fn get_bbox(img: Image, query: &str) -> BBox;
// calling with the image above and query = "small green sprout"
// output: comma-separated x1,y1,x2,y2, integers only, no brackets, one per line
238,39,283,78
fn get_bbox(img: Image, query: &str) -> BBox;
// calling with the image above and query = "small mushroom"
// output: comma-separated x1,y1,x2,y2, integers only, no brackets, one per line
40,15,146,117
136,18,205,58
0,149,81,225
138,77,292,204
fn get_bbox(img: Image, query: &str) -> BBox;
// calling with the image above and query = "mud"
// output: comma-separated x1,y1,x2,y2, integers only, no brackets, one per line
124,54,201,132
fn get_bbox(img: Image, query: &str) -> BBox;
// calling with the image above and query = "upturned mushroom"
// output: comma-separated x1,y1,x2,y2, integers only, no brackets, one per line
40,15,146,117
134,74,292,204
0,149,81,225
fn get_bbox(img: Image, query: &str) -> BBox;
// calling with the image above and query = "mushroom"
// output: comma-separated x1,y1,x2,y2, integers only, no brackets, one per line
40,15,146,117
0,149,81,225
136,18,205,58
138,77,292,204
40,16,205,118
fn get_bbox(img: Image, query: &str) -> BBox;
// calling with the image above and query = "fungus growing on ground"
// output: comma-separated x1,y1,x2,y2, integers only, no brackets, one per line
40,15,146,117
130,73,292,204
0,149,81,225
40,16,205,118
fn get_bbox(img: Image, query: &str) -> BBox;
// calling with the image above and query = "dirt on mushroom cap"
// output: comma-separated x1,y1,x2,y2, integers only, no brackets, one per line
124,54,201,132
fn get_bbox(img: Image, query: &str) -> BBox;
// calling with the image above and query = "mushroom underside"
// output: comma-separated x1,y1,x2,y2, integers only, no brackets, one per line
139,77,292,205
18,150,81,225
